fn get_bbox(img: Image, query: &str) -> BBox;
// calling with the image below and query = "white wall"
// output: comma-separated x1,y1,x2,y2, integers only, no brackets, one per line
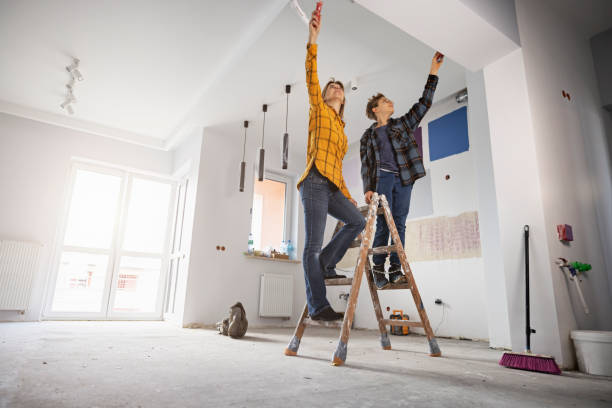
465,70,512,348
165,128,204,326
482,49,566,363
180,123,308,328
0,113,173,321
510,0,612,364
335,94,490,341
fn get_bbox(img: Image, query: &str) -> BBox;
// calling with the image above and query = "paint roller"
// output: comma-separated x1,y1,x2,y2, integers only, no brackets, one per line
291,0,322,26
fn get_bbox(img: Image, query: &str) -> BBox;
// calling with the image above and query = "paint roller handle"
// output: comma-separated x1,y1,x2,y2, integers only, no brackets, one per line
307,3,322,44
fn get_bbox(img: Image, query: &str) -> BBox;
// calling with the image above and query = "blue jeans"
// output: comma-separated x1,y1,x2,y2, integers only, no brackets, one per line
372,171,413,266
300,168,366,316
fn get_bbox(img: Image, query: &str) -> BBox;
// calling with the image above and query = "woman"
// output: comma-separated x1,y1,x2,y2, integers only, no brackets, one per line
296,10,365,321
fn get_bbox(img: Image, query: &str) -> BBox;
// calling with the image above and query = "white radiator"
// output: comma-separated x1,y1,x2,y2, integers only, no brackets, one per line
0,240,42,311
259,273,293,317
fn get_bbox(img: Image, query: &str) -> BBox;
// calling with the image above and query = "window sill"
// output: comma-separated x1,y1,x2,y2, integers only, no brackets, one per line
243,253,301,264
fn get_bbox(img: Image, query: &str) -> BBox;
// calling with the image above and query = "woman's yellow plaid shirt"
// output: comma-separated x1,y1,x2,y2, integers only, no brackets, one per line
296,44,352,200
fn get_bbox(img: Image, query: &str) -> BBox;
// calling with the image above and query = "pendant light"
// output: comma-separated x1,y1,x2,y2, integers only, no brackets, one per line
239,120,248,192
282,85,291,170
258,104,267,181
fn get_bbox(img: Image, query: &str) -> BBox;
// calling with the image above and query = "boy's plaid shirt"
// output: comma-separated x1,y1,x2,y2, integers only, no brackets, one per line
360,75,438,193
296,44,352,200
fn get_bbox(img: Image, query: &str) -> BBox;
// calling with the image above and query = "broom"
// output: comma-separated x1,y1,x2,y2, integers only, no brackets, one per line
499,225,561,375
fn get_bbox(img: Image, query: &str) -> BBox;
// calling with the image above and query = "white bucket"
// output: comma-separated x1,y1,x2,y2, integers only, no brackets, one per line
570,330,612,376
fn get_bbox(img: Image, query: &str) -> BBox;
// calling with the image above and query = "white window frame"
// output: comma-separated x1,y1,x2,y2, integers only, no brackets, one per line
43,159,177,320
251,169,294,250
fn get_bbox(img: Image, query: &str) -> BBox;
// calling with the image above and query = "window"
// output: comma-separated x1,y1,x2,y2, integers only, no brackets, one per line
46,162,175,319
250,174,289,252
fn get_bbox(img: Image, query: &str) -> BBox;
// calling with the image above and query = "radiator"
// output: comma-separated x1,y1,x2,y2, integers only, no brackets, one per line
0,240,42,311
259,273,293,317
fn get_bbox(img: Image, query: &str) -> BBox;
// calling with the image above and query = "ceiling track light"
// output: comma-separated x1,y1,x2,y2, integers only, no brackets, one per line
61,57,83,115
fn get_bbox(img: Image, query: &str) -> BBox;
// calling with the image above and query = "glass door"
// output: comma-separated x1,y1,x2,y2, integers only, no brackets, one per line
48,165,124,318
109,175,173,319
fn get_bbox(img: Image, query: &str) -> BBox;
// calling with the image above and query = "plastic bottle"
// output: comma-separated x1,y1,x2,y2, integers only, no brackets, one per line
287,240,295,260
248,233,254,254
280,240,287,255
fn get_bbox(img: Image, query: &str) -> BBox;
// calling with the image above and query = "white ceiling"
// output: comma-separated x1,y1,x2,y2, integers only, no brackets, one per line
0,0,468,152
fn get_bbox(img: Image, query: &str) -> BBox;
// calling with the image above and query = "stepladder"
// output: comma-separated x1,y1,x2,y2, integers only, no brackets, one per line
284,192,441,366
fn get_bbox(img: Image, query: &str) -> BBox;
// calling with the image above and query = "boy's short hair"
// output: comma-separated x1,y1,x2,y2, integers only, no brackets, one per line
366,93,385,120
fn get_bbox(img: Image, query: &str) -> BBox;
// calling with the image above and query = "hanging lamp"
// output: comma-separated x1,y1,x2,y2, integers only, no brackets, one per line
258,104,267,181
282,85,291,170
239,120,248,192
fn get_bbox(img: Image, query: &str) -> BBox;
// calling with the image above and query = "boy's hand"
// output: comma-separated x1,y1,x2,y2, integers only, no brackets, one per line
430,51,444,75
365,191,374,204
308,11,321,44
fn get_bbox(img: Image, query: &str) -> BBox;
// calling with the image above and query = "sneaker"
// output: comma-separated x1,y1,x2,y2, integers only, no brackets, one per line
311,306,344,321
388,263,407,284
372,264,390,289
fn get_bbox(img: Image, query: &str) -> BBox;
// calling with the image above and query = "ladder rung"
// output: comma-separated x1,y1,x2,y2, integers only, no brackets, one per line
325,277,353,286
379,282,411,290
382,319,423,328
368,245,397,255
358,205,385,216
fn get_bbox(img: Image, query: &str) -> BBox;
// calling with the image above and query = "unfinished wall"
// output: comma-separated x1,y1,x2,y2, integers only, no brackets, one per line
0,113,173,321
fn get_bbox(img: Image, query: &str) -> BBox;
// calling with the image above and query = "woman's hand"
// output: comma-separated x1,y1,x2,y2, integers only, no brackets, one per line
349,198,358,207
364,191,374,204
430,51,444,76
308,10,321,44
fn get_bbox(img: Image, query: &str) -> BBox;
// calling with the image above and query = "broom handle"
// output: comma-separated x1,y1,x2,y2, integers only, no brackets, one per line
525,225,531,353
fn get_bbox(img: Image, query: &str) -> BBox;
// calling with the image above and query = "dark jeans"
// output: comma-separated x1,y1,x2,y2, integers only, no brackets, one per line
300,168,366,316
372,171,413,266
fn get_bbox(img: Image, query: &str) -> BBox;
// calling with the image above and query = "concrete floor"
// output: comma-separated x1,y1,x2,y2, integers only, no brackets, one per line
0,322,610,408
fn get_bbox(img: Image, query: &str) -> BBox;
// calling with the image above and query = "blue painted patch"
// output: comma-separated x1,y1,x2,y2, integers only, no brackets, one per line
428,106,469,161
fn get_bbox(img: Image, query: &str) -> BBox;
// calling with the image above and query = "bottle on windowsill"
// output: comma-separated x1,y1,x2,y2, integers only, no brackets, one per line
287,240,295,260
248,233,254,255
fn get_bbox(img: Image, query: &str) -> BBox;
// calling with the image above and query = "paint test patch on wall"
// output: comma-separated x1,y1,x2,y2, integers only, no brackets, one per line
428,106,469,161
404,211,481,261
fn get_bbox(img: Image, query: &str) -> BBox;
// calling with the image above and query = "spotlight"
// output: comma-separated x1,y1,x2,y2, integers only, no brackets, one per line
349,77,359,92
455,89,468,104
66,58,84,81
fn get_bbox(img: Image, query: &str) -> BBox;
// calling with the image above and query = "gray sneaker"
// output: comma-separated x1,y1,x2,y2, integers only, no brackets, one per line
372,264,390,289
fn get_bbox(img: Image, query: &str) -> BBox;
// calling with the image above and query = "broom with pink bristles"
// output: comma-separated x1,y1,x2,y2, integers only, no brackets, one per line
499,225,561,375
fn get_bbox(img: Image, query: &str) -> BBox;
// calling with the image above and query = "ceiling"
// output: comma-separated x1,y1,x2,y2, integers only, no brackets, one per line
0,0,468,153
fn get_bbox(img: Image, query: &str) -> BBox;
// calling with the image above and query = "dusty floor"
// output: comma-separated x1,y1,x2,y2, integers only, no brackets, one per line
0,322,610,407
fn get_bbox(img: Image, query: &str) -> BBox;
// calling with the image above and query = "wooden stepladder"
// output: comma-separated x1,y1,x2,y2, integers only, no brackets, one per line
284,193,441,366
